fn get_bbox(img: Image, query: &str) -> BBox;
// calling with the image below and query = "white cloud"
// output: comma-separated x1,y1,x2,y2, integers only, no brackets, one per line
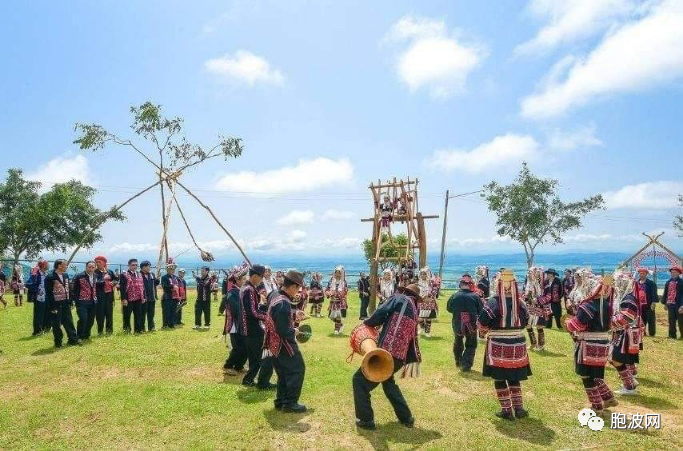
215,157,353,195
276,210,314,226
603,181,683,209
287,229,307,243
26,154,91,191
205,50,284,86
385,16,485,99
547,124,602,151
322,210,354,221
514,0,639,56
426,133,539,174
521,0,683,118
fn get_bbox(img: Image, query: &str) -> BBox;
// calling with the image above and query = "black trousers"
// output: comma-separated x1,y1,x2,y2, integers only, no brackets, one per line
76,302,96,339
219,296,228,315
224,333,248,370
454,333,478,369
667,304,683,338
33,301,48,335
145,300,156,331
546,303,562,329
642,305,656,336
95,295,114,334
359,296,369,319
273,350,305,408
352,358,412,423
51,303,78,346
123,301,144,333
195,301,210,327
161,298,176,328
243,334,274,386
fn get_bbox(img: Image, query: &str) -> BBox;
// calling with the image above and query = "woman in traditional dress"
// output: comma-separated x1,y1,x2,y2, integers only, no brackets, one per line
610,270,642,396
308,272,325,317
417,267,438,337
326,266,348,335
524,267,549,351
478,269,532,420
11,264,25,306
378,268,396,306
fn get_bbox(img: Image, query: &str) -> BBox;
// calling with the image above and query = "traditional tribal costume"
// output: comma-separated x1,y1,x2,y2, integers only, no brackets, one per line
140,261,159,332
567,268,592,315
26,261,50,335
46,261,79,347
240,264,275,389
562,269,574,307
635,268,657,337
223,264,249,375
194,267,212,329
610,270,642,395
661,266,683,339
293,283,308,328
447,274,482,371
417,267,438,337
0,269,6,308
475,266,490,299
308,272,325,318
263,270,307,412
378,268,396,306
524,267,550,351
11,265,24,306
159,260,181,330
478,271,532,420
176,269,188,325
357,273,370,320
326,266,348,335
262,267,278,296
94,256,117,335
542,268,563,329
378,194,394,233
210,273,219,302
71,263,98,340
353,284,422,430
565,275,617,412
119,259,145,333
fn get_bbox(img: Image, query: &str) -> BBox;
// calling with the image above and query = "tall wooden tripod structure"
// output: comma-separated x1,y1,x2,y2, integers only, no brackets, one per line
361,177,438,311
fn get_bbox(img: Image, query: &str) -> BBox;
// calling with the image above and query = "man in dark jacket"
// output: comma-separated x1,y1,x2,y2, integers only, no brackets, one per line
94,256,117,335
353,284,422,430
46,259,79,347
71,261,98,340
194,266,212,329
140,261,159,332
26,260,50,335
543,268,563,329
160,260,181,329
263,270,307,412
661,266,683,339
119,258,145,333
223,267,248,375
240,264,275,389
446,274,482,372
357,272,370,320
635,267,658,336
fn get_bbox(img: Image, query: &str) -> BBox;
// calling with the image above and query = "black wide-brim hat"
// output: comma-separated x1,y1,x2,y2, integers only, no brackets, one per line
397,283,423,302
283,269,304,287
544,268,559,277
250,264,266,276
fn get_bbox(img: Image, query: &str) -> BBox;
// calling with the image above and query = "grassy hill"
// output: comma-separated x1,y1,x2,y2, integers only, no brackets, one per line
0,289,681,450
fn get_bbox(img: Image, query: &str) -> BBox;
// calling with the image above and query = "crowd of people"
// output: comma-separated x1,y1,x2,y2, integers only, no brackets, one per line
2,256,682,427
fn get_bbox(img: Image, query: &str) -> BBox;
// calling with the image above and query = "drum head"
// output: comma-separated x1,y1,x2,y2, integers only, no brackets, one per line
296,324,313,343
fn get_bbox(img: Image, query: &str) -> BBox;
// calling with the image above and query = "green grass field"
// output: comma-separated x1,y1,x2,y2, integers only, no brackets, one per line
1,290,682,450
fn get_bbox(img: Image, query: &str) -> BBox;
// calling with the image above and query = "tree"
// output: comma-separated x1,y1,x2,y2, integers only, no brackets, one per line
0,169,123,265
482,162,604,268
674,195,683,235
362,233,408,271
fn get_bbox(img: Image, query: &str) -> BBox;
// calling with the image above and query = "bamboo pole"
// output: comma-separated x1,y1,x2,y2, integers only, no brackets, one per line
155,181,176,278
174,180,251,265
174,194,212,260
66,179,166,266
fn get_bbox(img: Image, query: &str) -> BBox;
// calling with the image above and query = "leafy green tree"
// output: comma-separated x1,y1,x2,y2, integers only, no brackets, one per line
674,195,683,235
362,233,408,271
482,162,604,268
0,169,123,265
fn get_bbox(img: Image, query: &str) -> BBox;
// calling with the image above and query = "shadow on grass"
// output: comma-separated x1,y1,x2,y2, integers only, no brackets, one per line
31,347,59,356
459,370,485,381
534,349,567,358
636,377,666,388
327,333,347,338
220,375,245,385
263,408,316,432
493,417,556,446
622,394,678,410
357,423,442,451
421,336,445,341
18,334,42,342
236,387,273,404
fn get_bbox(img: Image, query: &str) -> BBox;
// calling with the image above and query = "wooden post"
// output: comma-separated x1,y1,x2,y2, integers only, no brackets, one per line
438,190,449,280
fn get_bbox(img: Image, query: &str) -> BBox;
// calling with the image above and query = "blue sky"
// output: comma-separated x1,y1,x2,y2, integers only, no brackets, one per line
2,0,683,261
